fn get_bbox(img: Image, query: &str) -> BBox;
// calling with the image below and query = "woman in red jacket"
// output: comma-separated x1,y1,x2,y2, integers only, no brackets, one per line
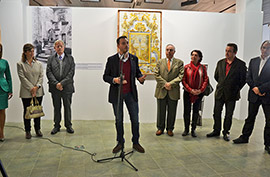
182,50,208,137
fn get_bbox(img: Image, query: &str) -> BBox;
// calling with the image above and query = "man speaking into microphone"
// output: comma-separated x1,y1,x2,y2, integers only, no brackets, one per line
103,36,146,153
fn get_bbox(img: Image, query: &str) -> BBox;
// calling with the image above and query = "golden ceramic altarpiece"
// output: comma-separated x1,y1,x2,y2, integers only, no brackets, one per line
118,10,162,74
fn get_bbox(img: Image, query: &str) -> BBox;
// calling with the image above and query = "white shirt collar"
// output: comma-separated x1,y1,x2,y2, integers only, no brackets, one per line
261,55,270,61
118,53,129,62
57,53,65,60
167,57,174,62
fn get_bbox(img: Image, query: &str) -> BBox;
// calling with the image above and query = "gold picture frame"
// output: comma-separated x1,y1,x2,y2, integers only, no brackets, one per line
118,10,162,74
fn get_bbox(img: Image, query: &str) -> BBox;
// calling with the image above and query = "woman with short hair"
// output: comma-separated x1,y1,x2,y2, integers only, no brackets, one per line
182,50,208,137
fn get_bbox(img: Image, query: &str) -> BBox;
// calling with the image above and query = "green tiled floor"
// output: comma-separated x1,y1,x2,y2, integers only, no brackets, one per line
0,118,269,177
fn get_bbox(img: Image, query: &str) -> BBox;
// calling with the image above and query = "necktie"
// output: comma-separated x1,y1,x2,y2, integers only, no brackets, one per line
167,59,171,71
59,56,63,77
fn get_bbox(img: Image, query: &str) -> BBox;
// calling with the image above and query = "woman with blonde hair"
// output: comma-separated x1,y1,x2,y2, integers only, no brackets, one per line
0,43,13,141
17,43,44,139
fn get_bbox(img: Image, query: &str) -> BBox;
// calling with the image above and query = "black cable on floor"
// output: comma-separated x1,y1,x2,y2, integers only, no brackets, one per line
5,125,117,163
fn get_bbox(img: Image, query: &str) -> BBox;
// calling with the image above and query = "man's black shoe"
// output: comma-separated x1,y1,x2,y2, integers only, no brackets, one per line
233,136,248,144
191,130,197,137
223,134,230,141
66,127,74,134
182,130,189,136
265,146,270,154
112,143,123,153
51,128,60,135
206,131,220,137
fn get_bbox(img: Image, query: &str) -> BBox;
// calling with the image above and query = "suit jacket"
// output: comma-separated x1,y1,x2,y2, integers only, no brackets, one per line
154,57,184,100
46,52,75,94
247,56,270,104
0,59,12,93
103,53,143,103
214,57,247,101
17,60,44,98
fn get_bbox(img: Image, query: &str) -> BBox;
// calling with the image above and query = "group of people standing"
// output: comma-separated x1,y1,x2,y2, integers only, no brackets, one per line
0,40,75,140
0,37,270,155
155,40,270,154
104,36,270,155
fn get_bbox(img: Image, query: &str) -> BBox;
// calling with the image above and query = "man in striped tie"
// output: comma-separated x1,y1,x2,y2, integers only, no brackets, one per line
46,40,75,135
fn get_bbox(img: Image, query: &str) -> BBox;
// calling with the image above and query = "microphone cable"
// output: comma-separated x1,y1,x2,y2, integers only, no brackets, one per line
5,125,117,163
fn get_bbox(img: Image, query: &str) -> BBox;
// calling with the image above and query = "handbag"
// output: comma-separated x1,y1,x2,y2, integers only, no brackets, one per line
204,80,214,96
25,97,45,119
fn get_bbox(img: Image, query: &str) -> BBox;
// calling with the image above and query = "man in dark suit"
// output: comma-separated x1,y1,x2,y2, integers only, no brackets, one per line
103,36,146,153
233,41,270,154
207,43,247,141
46,40,75,135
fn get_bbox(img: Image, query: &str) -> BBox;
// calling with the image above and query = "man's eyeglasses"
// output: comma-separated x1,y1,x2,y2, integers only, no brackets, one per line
166,49,174,52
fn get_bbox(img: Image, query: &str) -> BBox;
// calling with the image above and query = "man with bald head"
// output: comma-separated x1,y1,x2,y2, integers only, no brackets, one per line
46,40,75,135
154,44,184,136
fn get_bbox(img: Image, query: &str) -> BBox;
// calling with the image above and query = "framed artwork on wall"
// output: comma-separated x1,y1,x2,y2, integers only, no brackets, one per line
32,7,72,63
118,10,162,74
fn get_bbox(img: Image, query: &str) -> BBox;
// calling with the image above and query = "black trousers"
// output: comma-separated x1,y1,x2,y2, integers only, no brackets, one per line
241,99,270,146
183,91,203,131
213,98,236,135
51,92,73,129
156,94,178,131
21,97,43,132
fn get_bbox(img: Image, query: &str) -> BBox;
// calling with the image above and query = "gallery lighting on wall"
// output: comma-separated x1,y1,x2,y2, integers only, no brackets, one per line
144,0,164,4
181,0,198,7
114,0,133,2
80,0,100,2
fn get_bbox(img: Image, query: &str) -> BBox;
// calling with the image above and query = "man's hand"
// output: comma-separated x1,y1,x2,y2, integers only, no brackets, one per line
258,92,266,96
56,83,63,91
138,75,147,83
113,77,127,85
165,82,171,90
252,87,260,95
253,87,266,97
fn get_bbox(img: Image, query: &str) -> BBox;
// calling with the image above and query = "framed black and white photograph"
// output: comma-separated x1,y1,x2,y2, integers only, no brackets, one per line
32,7,72,62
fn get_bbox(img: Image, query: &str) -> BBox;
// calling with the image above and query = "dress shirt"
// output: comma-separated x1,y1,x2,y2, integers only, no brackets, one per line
57,53,65,77
258,55,270,75
225,58,235,76
118,53,129,62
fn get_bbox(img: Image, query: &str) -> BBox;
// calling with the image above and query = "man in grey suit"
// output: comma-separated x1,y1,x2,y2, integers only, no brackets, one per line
46,40,75,135
154,44,184,136
233,40,270,154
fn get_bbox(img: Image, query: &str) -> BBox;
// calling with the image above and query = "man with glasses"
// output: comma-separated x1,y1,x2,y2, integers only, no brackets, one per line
154,44,184,137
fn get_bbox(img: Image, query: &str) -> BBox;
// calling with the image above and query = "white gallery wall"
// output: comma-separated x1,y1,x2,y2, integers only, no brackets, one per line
0,0,263,123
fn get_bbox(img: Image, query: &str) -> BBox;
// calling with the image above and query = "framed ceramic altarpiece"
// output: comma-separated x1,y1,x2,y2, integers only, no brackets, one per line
118,10,162,74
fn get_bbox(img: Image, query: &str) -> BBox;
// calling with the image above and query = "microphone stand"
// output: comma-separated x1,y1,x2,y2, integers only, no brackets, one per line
97,53,138,171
